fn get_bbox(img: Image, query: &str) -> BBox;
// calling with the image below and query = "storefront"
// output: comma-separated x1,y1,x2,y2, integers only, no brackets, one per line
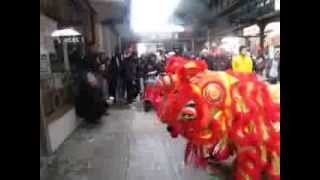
242,21,280,60
218,36,246,56
40,13,81,155
40,0,98,159
243,24,261,57
264,22,280,60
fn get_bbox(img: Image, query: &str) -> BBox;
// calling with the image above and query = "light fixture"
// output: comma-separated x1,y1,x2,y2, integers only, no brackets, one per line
51,28,81,37
275,0,280,11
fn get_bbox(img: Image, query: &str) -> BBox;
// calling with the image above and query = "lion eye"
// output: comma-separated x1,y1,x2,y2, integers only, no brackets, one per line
185,100,196,107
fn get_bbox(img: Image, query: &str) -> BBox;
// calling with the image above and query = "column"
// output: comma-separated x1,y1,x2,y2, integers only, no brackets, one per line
207,29,211,49
40,87,53,154
258,22,266,56
118,36,122,53
191,38,195,53
62,39,70,72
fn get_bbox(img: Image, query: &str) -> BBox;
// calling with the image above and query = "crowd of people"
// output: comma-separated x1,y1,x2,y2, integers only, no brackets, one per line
70,45,167,123
199,45,280,83
69,44,279,124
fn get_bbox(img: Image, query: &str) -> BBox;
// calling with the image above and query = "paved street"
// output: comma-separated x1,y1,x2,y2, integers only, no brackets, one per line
46,102,211,180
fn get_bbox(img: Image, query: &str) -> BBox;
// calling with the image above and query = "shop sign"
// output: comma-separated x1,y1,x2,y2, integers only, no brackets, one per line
63,37,80,43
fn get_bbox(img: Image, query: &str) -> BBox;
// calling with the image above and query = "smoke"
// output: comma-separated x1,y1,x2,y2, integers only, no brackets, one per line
173,0,232,30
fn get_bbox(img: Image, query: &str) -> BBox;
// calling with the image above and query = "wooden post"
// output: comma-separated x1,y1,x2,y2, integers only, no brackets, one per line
62,39,70,71
191,38,195,53
118,36,122,53
207,29,211,49
258,22,266,56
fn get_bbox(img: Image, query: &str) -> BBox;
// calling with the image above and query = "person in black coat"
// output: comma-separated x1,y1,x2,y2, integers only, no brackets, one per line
123,51,139,104
212,54,231,71
108,51,122,101
75,47,106,123
265,55,280,84
253,55,267,76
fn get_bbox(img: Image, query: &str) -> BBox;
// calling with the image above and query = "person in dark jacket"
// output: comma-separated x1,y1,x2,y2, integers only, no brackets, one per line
266,53,280,84
75,50,105,123
108,50,122,102
253,55,267,76
212,54,231,71
143,54,157,75
123,51,138,104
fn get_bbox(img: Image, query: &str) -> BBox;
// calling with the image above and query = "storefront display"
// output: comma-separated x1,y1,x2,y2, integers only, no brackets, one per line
264,22,280,60
243,24,261,57
242,22,280,60
40,14,75,123
40,73,74,122
219,36,245,56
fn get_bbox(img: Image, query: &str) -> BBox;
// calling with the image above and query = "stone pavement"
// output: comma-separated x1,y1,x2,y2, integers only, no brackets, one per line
45,102,212,180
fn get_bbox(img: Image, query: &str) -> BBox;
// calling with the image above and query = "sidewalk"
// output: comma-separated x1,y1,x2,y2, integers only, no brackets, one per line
45,102,210,180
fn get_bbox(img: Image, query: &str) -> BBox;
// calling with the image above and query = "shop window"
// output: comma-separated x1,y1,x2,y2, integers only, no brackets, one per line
40,73,74,124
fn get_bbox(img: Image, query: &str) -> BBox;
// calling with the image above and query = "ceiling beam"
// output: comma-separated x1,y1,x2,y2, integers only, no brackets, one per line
101,17,124,25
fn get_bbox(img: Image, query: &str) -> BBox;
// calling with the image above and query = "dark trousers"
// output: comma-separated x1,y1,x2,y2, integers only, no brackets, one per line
109,77,118,98
125,79,134,103
117,77,125,101
76,84,104,123
268,78,278,84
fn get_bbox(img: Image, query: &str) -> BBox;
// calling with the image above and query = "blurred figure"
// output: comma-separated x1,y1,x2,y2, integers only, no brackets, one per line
232,46,253,73
253,55,267,76
143,54,158,77
123,50,139,104
212,53,231,71
200,48,213,70
266,51,280,84
99,54,110,113
108,48,122,103
75,45,105,123
68,47,84,97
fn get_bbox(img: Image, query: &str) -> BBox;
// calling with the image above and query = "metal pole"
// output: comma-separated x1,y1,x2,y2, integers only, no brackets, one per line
191,38,195,53
118,36,122,53
207,29,211,49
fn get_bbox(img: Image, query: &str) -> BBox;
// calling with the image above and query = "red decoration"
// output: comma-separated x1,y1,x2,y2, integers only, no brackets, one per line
152,56,280,179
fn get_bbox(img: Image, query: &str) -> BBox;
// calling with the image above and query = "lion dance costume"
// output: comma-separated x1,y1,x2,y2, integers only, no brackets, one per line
152,56,280,180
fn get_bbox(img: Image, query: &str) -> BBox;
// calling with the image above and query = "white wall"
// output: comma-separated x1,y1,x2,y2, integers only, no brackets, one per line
96,23,105,51
41,13,80,153
40,13,57,54
40,13,57,76
48,108,80,152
